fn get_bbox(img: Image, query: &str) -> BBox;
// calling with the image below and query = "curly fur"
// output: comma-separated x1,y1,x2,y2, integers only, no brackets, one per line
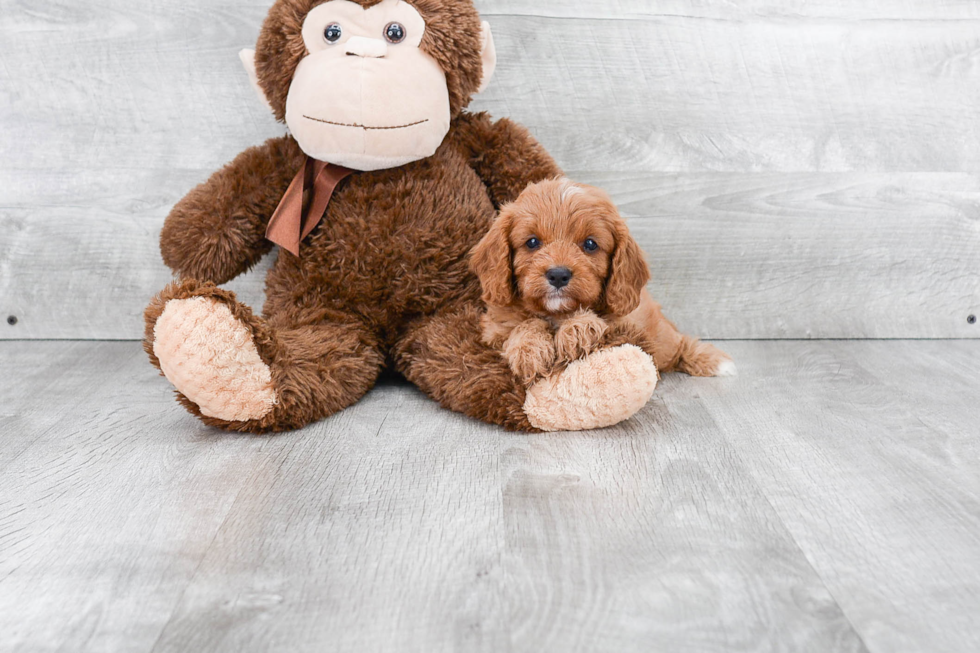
471,179,734,378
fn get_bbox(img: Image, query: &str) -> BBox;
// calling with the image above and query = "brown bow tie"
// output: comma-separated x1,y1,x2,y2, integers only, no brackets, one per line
265,156,353,256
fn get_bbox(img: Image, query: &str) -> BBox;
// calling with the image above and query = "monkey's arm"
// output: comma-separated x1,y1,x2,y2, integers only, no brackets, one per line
454,112,563,208
160,136,305,284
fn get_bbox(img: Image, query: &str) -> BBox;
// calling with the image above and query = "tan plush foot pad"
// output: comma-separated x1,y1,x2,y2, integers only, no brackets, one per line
153,297,277,422
524,344,658,432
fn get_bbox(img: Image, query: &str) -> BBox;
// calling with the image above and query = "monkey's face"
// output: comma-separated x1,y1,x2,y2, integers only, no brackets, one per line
280,0,456,171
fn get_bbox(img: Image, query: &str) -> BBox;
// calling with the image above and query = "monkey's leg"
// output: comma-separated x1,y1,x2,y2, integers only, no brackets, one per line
395,302,660,432
522,346,659,432
144,279,382,433
393,304,537,431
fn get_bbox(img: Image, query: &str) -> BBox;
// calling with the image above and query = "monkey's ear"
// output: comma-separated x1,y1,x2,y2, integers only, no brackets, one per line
477,22,497,94
239,49,274,114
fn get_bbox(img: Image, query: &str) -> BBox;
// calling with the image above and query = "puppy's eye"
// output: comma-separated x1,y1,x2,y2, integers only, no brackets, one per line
526,237,542,250
324,23,343,43
583,238,599,252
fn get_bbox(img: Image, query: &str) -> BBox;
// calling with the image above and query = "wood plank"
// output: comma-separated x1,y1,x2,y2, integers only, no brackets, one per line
0,204,271,341
696,340,980,653
0,341,510,652
0,342,271,651
476,12,980,174
0,342,144,476
597,172,980,340
3,172,977,340
3,2,978,177
480,0,980,20
498,396,866,652
0,1,282,174
3,340,980,650
145,385,509,653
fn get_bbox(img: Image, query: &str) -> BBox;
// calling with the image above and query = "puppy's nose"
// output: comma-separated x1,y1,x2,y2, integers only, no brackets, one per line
546,267,573,289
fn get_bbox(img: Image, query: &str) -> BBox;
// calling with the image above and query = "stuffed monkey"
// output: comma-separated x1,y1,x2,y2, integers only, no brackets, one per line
144,0,659,432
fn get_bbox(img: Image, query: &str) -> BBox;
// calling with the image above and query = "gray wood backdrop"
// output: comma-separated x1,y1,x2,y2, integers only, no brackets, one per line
1,0,978,340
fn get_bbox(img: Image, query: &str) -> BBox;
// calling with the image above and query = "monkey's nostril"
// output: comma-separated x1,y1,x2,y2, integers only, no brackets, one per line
546,267,573,289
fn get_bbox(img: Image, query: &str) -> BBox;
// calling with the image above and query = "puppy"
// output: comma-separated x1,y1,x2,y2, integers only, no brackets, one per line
470,178,735,384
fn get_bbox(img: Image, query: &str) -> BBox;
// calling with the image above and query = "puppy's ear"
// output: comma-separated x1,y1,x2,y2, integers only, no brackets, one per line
470,210,515,307
605,219,650,316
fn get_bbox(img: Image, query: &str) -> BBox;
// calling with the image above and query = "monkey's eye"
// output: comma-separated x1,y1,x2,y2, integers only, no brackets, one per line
583,238,599,252
324,23,343,44
526,237,542,250
385,22,407,44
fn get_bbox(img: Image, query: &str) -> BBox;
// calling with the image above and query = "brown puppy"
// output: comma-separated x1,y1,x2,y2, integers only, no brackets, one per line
470,178,735,384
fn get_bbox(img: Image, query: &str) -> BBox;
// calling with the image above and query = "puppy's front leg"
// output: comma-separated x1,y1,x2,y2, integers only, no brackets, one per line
555,309,608,364
503,318,557,385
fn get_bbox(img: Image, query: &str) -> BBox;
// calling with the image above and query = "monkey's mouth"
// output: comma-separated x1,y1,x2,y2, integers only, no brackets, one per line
303,116,430,131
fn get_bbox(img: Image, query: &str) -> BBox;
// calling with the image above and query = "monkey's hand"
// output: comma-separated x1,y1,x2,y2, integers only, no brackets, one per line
554,309,608,365
160,136,305,284
503,318,557,385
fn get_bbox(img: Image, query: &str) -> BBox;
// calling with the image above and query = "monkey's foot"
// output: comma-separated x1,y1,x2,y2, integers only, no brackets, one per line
523,344,658,432
145,282,277,425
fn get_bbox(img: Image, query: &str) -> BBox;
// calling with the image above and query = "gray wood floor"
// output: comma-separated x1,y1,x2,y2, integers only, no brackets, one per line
1,340,978,653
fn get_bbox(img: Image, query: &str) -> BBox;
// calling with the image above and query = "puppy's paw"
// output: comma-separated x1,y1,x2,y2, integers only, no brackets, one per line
555,310,608,363
504,319,556,384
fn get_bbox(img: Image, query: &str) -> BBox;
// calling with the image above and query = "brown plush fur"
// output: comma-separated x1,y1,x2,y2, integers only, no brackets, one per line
145,279,383,432
160,137,306,284
145,0,567,432
470,179,733,381
255,0,486,122
147,112,561,432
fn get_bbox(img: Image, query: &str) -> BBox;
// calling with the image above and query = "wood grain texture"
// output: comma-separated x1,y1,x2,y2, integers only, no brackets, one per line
3,340,980,651
479,11,980,174
602,172,980,340
697,340,980,653
480,0,980,20
0,343,268,652
1,1,979,340
2,172,977,340
498,402,865,652
3,1,978,174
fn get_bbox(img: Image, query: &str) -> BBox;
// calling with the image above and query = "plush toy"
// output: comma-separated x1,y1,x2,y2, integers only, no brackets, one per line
144,0,659,433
